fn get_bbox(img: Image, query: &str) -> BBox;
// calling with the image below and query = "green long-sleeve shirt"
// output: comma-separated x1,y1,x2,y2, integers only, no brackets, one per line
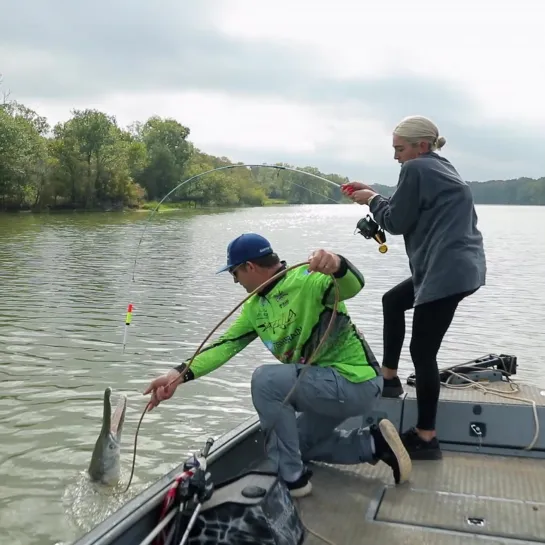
175,256,380,383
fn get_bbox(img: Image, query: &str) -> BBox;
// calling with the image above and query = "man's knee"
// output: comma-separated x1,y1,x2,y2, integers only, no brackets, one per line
251,364,295,404
251,365,269,395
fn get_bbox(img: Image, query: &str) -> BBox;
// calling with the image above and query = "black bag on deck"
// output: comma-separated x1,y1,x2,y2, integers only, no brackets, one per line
181,470,305,545
406,353,517,387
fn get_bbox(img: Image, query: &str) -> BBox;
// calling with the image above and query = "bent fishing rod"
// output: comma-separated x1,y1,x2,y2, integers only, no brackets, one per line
129,163,387,282
120,164,387,351
118,163,389,489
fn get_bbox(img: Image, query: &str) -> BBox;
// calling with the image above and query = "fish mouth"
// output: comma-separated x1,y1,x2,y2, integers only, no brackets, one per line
103,387,127,441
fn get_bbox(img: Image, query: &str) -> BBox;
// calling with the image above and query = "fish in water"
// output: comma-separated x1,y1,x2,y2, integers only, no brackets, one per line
88,387,127,486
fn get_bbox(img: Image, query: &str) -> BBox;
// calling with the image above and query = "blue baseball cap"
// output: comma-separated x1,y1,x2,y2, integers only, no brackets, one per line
216,233,274,273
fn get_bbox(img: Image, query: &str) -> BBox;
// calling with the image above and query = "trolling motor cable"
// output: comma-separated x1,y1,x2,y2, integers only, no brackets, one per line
123,260,340,495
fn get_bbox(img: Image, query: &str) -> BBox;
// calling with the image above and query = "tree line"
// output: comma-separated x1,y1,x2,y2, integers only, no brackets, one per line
372,177,545,206
1,92,543,212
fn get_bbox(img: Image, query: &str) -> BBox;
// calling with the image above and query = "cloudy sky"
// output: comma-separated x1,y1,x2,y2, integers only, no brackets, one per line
1,0,543,185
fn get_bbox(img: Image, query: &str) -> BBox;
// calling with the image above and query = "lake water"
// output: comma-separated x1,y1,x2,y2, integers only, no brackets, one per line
1,204,544,545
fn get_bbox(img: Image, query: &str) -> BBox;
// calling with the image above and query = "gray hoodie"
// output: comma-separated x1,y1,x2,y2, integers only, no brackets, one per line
369,152,486,306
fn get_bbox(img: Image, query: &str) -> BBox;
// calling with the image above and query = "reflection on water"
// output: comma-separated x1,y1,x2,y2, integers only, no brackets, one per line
1,204,544,545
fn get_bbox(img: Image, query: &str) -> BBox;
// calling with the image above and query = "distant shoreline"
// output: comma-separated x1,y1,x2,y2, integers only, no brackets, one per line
0,198,294,215
1,200,543,216
2,99,543,214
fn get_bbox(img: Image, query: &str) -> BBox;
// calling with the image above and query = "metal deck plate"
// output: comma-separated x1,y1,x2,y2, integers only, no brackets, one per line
297,451,545,545
377,488,545,542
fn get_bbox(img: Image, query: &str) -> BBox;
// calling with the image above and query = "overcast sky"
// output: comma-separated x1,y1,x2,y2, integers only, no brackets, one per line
1,0,543,185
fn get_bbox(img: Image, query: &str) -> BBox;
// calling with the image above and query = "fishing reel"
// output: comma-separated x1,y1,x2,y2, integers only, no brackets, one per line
171,438,215,545
355,215,388,254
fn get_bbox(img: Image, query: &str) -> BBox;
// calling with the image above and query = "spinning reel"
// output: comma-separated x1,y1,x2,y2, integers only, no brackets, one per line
355,215,388,254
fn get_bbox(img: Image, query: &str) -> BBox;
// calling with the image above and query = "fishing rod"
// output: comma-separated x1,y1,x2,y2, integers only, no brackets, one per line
121,163,388,350
118,165,385,545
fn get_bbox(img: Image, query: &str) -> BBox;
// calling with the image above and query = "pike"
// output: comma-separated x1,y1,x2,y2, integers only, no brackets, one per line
88,387,127,486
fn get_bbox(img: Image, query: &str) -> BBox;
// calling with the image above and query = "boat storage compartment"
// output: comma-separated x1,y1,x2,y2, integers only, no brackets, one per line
181,470,305,545
376,487,545,542
399,383,545,453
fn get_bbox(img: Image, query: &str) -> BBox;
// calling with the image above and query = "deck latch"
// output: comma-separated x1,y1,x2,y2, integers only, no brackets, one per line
469,422,486,449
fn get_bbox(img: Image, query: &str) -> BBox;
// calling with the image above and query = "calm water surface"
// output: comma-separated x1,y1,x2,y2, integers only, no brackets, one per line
1,204,544,545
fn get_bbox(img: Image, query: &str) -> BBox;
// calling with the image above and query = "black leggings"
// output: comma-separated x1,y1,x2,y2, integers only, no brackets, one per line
382,278,473,431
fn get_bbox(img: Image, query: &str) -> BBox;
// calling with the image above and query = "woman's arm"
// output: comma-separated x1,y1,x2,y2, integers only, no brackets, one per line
368,162,421,236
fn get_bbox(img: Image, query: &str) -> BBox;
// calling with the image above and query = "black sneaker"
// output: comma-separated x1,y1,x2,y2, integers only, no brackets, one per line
382,376,404,398
401,427,442,460
285,467,313,498
370,419,412,484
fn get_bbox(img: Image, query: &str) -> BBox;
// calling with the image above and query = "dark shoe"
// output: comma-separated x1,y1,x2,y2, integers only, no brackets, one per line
285,467,313,498
401,427,443,460
382,376,404,398
370,419,412,484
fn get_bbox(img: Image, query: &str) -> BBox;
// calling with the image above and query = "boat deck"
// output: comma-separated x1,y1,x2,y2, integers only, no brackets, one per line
294,375,545,545
298,451,545,545
71,360,545,545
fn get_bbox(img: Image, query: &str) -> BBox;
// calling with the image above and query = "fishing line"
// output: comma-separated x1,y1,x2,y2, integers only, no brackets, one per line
118,164,346,493
117,166,352,545
120,164,346,352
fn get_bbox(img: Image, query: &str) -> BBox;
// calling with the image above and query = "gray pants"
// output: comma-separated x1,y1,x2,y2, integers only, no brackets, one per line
251,363,384,482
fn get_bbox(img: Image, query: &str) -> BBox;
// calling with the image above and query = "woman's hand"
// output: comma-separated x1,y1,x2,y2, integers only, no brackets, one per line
350,189,378,205
341,181,374,195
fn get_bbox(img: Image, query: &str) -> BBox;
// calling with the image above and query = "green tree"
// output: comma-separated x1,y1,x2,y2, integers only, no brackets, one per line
0,78,543,213
133,116,192,200
0,106,48,210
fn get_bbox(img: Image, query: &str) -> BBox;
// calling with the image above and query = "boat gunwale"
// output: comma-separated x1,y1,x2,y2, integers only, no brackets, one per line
71,357,545,545
73,414,262,545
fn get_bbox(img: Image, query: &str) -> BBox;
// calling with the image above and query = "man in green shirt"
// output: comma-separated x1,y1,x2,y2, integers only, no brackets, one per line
144,233,412,497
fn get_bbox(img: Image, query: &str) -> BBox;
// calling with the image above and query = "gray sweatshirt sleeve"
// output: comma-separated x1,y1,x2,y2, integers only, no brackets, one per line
369,162,421,235
367,152,487,306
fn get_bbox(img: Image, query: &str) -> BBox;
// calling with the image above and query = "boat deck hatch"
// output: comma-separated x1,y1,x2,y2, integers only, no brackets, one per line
376,488,545,542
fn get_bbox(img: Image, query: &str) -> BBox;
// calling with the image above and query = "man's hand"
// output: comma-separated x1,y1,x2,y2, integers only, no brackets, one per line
350,189,377,206
308,249,341,275
341,182,374,195
143,368,183,411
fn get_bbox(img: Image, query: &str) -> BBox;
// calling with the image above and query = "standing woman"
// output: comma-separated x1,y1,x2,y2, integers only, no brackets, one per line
342,115,486,461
